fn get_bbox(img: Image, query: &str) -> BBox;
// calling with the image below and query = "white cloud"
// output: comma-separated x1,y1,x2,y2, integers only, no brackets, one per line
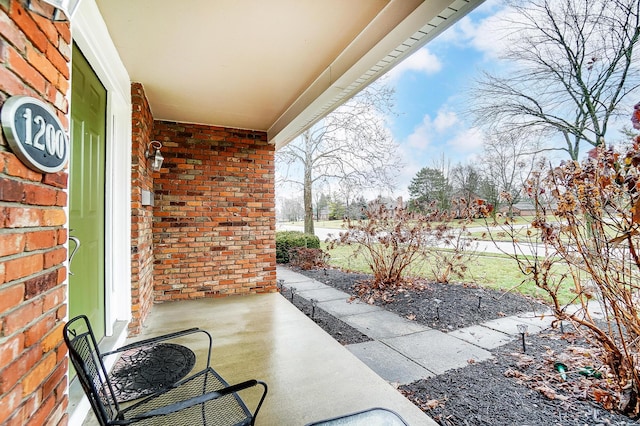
434,110,458,133
437,15,475,44
406,109,460,149
387,48,442,81
474,0,503,14
406,115,434,149
434,2,515,61
446,127,485,152
395,144,424,198
470,9,515,60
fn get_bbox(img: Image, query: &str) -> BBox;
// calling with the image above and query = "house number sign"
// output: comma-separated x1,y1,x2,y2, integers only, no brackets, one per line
1,95,69,173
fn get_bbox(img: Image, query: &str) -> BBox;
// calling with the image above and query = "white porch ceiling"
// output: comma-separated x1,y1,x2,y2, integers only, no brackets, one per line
95,0,483,149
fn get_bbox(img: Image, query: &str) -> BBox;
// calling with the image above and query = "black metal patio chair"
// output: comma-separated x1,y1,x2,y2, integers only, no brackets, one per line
64,315,267,426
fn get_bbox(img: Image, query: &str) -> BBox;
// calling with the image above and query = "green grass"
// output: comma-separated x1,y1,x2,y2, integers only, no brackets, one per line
322,242,576,305
285,217,579,305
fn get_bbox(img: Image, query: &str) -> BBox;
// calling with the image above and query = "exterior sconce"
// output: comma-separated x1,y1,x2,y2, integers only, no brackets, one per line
145,141,164,172
22,0,83,21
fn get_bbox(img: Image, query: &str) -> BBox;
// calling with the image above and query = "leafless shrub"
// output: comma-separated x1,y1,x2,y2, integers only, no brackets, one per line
489,136,640,416
328,200,477,299
289,247,330,270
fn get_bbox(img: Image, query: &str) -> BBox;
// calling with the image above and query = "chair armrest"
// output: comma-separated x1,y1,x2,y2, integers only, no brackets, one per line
102,328,213,367
117,379,266,424
249,380,268,425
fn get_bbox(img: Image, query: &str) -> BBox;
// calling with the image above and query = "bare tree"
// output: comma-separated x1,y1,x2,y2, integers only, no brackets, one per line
471,0,640,160
277,82,402,235
278,196,304,222
479,131,541,215
451,163,481,205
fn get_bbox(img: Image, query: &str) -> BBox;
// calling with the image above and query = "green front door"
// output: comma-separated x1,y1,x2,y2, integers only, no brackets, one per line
69,44,107,339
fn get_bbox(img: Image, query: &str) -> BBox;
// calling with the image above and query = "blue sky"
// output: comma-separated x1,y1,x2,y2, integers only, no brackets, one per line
277,0,636,204
384,0,637,198
383,0,510,197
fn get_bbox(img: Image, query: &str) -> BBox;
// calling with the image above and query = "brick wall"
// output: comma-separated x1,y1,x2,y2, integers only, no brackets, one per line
152,121,277,300
0,1,71,425
129,83,155,334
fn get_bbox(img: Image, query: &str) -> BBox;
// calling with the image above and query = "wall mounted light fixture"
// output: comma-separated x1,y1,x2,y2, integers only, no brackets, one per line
145,141,164,172
22,0,82,21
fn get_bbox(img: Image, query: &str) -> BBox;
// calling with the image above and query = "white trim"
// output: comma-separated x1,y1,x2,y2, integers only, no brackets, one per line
72,0,132,329
68,1,132,423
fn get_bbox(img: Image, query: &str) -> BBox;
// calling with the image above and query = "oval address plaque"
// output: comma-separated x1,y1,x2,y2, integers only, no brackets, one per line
1,95,69,173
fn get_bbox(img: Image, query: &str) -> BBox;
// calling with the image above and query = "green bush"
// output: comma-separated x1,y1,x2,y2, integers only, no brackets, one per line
276,231,320,263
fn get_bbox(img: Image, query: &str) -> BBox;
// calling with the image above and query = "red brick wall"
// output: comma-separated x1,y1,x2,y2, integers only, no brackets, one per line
129,83,155,334
152,122,277,300
0,1,71,425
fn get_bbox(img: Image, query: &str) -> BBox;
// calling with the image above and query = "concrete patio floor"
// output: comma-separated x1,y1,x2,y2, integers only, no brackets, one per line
79,292,434,425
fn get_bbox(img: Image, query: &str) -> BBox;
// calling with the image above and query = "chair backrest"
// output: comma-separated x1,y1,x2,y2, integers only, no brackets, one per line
63,315,121,426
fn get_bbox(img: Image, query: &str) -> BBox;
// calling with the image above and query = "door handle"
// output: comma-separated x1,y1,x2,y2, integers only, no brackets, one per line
68,235,81,276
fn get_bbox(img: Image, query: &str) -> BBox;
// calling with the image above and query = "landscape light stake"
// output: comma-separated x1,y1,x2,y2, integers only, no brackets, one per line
434,298,442,321
560,321,564,333
476,290,484,310
290,287,297,303
517,323,528,353
310,298,318,320
277,279,284,292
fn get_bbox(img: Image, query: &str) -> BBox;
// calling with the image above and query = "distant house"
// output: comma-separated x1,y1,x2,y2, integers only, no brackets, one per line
317,206,330,221
499,201,537,217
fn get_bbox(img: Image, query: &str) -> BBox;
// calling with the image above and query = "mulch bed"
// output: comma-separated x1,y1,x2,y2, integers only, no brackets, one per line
283,266,638,426
293,267,547,332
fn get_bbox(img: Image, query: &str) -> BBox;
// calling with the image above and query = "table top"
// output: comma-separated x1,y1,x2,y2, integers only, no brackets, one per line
306,407,409,426
109,342,196,402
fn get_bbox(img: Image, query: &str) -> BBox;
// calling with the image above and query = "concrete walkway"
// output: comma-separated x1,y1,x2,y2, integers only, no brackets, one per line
277,267,556,386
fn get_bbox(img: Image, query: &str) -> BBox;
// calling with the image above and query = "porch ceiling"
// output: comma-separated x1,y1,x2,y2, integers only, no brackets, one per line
95,0,482,149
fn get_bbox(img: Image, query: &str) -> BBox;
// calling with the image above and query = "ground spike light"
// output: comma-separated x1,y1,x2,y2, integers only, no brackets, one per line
433,298,442,321
277,279,284,292
290,287,297,303
310,298,318,320
517,323,528,353
477,291,483,310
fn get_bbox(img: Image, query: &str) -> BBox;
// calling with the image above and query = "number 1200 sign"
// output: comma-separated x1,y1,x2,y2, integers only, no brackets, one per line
1,96,69,173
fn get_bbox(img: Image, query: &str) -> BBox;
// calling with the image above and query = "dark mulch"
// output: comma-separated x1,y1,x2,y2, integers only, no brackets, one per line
294,267,547,333
283,266,638,426
282,289,371,345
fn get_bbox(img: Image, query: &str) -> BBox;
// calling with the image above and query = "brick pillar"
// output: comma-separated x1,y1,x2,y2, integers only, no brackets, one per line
152,122,277,300
130,83,155,335
0,1,71,425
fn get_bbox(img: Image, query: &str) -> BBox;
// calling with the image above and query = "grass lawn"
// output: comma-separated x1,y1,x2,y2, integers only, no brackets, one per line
285,215,540,232
279,217,579,305
323,243,576,305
